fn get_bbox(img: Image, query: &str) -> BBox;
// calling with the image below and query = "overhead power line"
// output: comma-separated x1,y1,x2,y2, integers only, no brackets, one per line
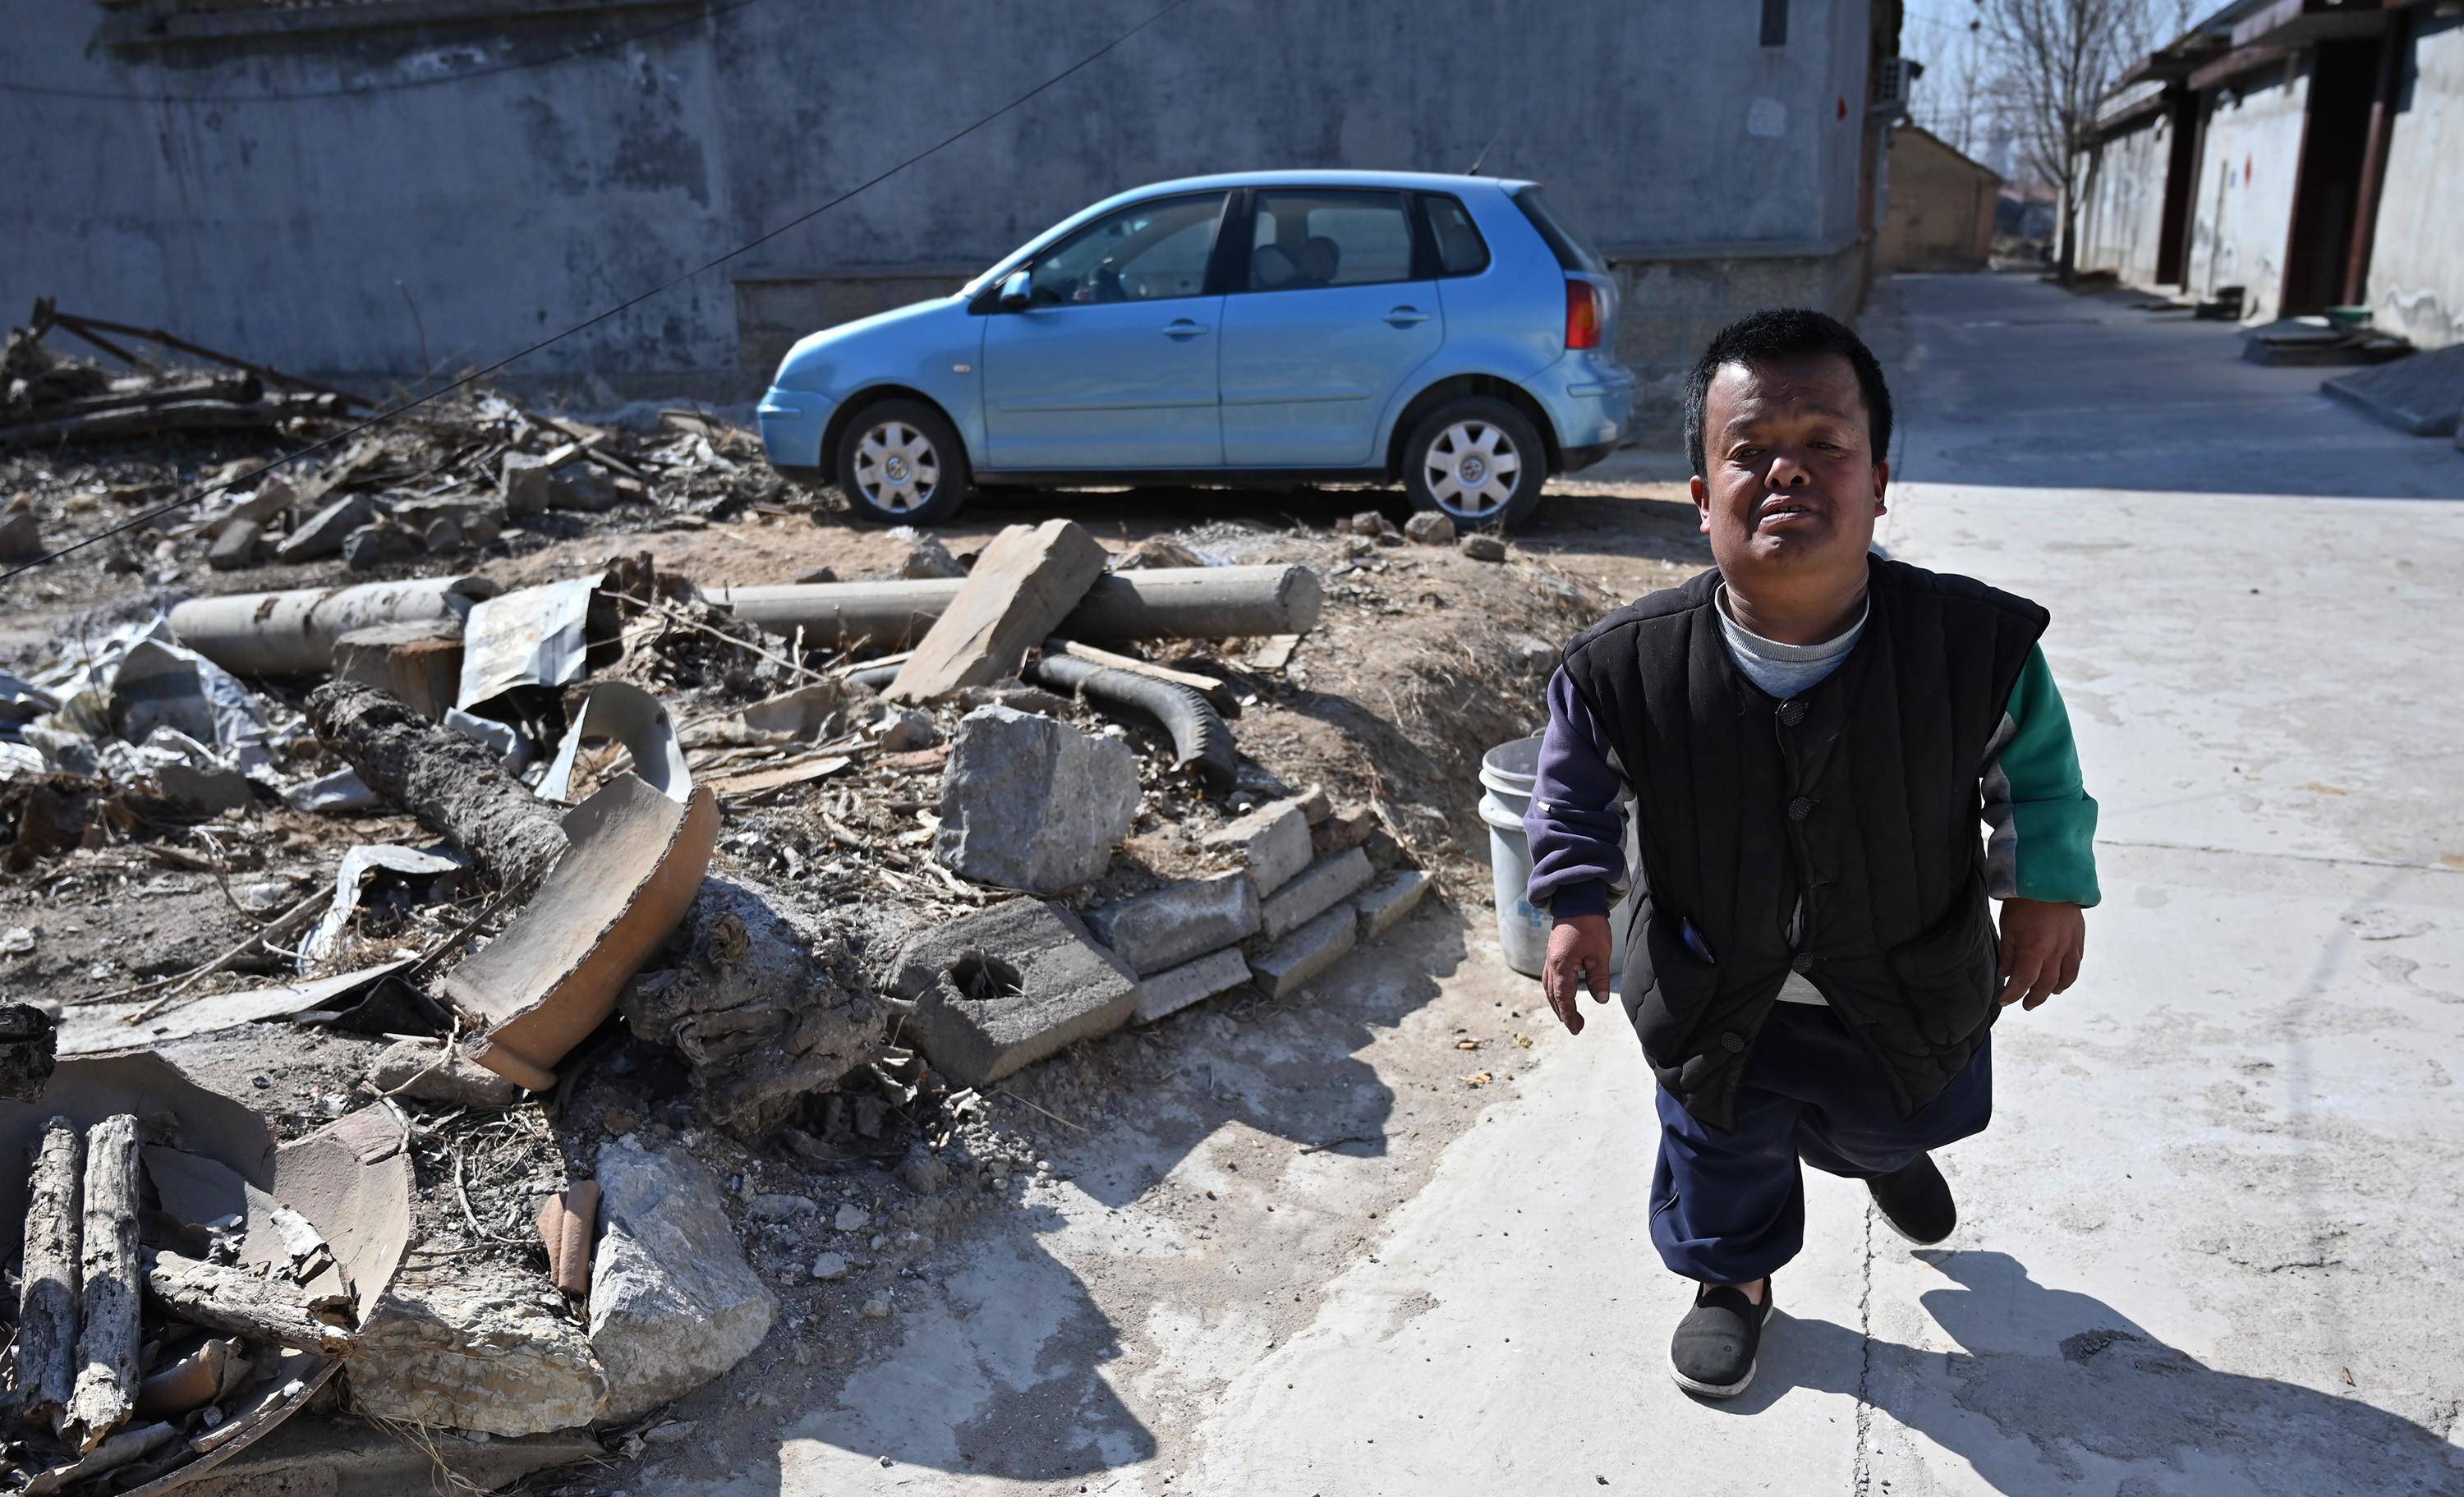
1,0,1202,584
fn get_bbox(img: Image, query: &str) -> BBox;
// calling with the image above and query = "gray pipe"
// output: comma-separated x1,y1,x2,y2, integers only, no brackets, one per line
709,565,1321,650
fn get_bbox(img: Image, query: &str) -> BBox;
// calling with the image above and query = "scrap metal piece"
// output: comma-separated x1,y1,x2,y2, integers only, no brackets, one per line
456,574,620,710
537,681,692,805
448,774,721,1091
59,962,414,1057
301,845,466,968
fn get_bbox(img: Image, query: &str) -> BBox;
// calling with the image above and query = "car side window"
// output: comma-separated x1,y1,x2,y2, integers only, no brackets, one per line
1026,194,1225,306
1245,191,1415,292
1420,195,1492,277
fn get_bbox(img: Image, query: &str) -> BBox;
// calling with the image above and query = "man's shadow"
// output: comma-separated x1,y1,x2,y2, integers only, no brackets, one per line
1719,1250,2464,1495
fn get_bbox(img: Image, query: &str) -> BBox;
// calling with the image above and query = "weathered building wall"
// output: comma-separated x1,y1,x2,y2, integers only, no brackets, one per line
2,0,1882,425
2365,11,2464,351
2188,57,2309,322
1880,127,1996,273
2076,112,2173,288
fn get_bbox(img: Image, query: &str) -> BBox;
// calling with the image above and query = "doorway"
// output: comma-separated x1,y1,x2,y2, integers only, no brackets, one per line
2278,39,2379,315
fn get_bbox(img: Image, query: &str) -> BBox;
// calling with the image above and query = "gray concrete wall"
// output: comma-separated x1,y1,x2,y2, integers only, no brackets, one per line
2365,12,2464,352
2189,57,2309,323
2,0,1878,411
2076,112,2173,289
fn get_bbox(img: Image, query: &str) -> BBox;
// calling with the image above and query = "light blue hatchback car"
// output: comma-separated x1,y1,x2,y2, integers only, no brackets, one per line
756,170,1634,530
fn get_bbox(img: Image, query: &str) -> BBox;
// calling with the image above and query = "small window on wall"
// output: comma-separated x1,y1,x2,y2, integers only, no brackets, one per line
1247,191,1417,292
1761,0,1788,47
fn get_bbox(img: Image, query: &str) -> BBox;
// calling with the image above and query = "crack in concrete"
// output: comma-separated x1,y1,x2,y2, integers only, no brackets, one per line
1850,1201,1877,1495
2094,836,2464,876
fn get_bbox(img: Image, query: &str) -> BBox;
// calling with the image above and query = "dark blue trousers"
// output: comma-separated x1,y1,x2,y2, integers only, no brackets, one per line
1648,1002,1993,1284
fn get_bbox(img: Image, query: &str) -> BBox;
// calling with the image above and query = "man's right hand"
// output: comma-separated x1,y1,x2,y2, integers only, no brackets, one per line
1542,913,1614,1034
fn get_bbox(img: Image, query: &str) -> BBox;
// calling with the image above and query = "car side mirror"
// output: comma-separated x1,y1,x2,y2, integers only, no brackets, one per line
998,269,1032,312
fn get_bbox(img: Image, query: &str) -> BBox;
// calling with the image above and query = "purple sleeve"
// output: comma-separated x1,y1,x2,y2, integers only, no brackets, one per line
1523,667,1629,920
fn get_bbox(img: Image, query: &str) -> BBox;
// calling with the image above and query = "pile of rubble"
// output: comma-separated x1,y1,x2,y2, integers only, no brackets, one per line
1,472,1456,1486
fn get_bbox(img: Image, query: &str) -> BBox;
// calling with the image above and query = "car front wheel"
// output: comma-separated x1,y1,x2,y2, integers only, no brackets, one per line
1402,397,1547,530
834,400,972,526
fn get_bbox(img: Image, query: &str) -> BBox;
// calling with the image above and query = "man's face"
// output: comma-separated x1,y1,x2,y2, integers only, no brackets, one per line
1690,352,1889,585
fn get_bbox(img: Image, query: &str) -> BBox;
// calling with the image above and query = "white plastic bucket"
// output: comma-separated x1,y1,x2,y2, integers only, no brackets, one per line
1478,735,1635,980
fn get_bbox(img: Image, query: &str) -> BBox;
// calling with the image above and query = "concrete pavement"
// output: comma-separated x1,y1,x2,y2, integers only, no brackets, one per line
665,271,2464,1495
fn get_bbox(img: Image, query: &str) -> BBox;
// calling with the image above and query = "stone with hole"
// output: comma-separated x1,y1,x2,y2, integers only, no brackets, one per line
885,899,1141,1086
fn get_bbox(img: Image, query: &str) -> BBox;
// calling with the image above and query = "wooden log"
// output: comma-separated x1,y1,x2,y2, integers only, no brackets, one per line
885,519,1110,703
709,563,1324,650
16,1117,82,1430
1042,636,1239,714
64,1114,139,1450
140,1251,351,1356
306,682,568,890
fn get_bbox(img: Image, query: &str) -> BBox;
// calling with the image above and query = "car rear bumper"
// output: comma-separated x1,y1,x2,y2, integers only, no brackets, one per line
1538,356,1636,461
756,387,836,471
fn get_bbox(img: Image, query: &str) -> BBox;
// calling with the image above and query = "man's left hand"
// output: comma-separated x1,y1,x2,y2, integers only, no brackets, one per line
1997,898,2085,1010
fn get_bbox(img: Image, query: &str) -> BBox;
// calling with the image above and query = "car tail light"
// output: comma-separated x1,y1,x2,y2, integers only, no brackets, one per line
1565,280,1602,351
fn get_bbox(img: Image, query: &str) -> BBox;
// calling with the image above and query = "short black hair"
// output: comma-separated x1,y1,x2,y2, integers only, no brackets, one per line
1683,308,1893,478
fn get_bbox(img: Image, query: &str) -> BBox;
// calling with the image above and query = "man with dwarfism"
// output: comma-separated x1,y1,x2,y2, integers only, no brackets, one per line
1524,309,2099,1398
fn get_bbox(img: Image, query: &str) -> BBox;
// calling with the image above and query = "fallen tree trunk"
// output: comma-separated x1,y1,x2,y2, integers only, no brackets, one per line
140,1251,351,1355
17,1116,82,1430
708,563,1323,650
64,1114,140,1450
306,682,568,890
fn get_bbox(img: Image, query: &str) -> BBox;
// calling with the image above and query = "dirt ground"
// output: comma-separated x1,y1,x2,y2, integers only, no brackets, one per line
0,402,1707,1492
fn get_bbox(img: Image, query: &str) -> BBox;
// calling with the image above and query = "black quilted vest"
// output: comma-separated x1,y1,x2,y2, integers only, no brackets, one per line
1557,556,2048,1131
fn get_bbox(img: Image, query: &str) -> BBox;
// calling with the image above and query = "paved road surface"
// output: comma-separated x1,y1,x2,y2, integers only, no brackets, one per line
685,272,2464,1496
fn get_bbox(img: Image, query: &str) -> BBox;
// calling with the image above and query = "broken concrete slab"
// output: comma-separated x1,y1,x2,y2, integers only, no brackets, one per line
1259,847,1376,942
1356,869,1432,939
205,518,263,571
1202,800,1312,897
2322,344,2464,437
502,446,618,517
347,1272,609,1435
886,899,1141,1087
589,1136,777,1424
1249,903,1358,999
1086,870,1261,976
1134,946,1253,1024
272,492,378,563
935,705,1138,894
365,1039,521,1109
333,622,463,722
886,518,1110,702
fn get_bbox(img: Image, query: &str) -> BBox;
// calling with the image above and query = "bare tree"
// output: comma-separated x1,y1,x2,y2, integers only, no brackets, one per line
1915,42,1990,157
1975,0,2177,274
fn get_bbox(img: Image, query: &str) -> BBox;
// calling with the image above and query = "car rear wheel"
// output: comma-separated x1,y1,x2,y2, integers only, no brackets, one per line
834,400,971,526
1402,397,1547,530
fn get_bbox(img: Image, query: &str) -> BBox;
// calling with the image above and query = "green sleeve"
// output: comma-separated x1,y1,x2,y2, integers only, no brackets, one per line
1982,645,2101,907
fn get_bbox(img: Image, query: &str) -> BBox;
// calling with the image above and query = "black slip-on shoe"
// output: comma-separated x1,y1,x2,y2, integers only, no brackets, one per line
1869,1153,1956,1246
1669,1279,1772,1399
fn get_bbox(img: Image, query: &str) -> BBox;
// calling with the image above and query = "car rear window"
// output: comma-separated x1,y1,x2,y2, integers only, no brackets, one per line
1418,195,1491,277
1510,187,1607,273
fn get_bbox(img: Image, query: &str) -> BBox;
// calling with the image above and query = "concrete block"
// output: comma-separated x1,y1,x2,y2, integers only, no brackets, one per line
1135,947,1253,1024
1248,904,1358,999
887,898,1142,1086
589,1137,778,1424
935,705,1139,893
205,517,264,571
1086,870,1262,975
1259,847,1376,942
342,521,421,571
347,1271,609,1435
1356,869,1432,939
1312,804,1375,854
274,492,377,563
1202,800,1312,896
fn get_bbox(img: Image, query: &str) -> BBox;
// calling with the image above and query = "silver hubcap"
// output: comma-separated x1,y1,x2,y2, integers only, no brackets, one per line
1424,420,1521,517
854,421,940,512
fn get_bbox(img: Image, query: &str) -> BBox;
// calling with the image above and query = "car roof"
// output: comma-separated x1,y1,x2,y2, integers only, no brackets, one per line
1104,169,1536,201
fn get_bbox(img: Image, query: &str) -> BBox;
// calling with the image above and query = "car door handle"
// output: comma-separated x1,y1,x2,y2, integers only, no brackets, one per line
1162,319,1211,338
1384,306,1432,326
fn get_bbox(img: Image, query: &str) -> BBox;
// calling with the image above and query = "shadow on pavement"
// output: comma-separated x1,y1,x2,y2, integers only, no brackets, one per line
1719,1248,2464,1494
